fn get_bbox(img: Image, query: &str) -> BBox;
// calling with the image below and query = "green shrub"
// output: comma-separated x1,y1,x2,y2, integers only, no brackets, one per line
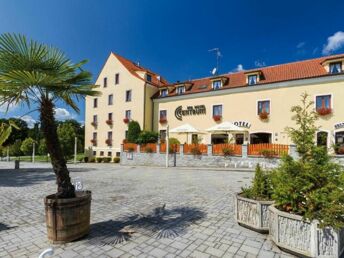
84,156,89,163
113,157,120,163
137,131,158,144
96,157,103,163
260,149,276,158
127,121,141,143
89,157,95,163
222,147,234,156
103,157,111,163
168,138,180,153
241,164,272,201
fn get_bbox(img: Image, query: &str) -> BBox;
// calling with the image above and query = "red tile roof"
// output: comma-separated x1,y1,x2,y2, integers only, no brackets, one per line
112,52,168,86
156,53,344,98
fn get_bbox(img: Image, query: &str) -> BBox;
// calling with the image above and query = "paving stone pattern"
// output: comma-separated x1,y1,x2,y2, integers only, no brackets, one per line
0,162,294,258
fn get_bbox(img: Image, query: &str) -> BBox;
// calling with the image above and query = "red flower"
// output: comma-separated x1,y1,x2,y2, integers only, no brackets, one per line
317,107,332,116
105,139,112,146
123,118,129,124
159,117,167,124
106,119,113,125
259,111,269,120
213,115,222,122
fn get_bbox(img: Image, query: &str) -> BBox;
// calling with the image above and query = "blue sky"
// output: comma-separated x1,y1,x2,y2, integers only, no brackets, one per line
1,0,344,127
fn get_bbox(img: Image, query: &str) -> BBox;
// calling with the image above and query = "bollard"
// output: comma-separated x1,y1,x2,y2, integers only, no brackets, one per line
14,160,20,169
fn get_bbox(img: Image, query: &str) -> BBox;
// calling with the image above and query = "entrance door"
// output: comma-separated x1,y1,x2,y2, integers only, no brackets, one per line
250,133,272,144
235,134,244,144
211,134,228,144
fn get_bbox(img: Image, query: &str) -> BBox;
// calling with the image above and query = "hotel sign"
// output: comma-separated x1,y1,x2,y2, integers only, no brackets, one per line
335,122,344,130
175,105,206,120
233,121,251,129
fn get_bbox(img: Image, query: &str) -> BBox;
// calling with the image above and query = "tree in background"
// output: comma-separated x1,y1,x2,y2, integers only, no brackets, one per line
0,33,99,198
38,138,48,155
127,121,141,143
57,122,77,159
9,140,22,156
0,118,28,146
136,131,158,144
20,137,35,155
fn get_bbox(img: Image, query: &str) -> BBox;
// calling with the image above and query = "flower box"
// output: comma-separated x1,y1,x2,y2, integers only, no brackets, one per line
106,119,113,125
159,118,167,124
91,121,97,127
90,139,97,145
213,115,222,122
123,118,129,124
259,111,269,120
105,139,112,146
317,107,332,116
235,193,274,233
268,205,344,257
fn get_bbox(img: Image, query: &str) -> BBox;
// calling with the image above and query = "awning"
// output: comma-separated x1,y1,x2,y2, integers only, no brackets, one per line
206,121,246,133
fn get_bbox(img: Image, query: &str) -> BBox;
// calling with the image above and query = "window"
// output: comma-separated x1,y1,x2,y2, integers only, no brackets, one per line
115,73,120,84
107,151,112,157
160,110,167,120
257,100,270,114
329,62,342,74
107,131,113,140
93,98,98,108
146,74,152,82
93,151,96,156
93,115,97,123
108,113,112,121
100,151,104,156
160,89,168,97
126,90,132,102
93,132,97,140
316,95,331,110
212,105,223,116
160,130,166,141
104,77,107,87
248,75,258,85
212,80,222,90
125,110,131,119
176,86,185,95
108,94,113,105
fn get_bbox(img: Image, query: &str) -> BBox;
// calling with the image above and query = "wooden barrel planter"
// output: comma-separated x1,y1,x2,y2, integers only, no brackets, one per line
44,191,91,244
235,193,274,233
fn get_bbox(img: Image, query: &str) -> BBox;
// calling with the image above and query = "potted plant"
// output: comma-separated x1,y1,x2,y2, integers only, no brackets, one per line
213,115,222,122
316,107,332,116
235,164,274,233
123,117,129,124
159,117,167,124
259,111,269,120
90,139,97,146
0,34,99,243
268,93,344,257
91,121,97,127
106,119,113,125
113,157,120,163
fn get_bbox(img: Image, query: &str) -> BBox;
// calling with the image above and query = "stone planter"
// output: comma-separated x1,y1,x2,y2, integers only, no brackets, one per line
45,191,91,244
268,205,344,258
235,193,274,233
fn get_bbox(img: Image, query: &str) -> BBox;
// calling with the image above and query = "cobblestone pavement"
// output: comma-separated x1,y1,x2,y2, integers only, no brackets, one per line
0,162,294,258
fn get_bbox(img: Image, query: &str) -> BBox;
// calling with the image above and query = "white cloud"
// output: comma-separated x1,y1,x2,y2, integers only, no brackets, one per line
322,31,344,55
20,115,37,128
254,60,266,67
231,64,244,73
296,42,306,49
0,103,17,113
54,108,74,120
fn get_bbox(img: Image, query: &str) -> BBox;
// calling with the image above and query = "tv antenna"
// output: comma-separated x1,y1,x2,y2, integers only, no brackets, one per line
208,48,222,75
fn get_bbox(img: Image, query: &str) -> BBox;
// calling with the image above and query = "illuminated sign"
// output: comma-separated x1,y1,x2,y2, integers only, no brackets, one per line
175,105,206,120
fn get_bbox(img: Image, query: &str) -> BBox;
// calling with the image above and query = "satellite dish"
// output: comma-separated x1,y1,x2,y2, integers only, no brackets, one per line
211,68,217,75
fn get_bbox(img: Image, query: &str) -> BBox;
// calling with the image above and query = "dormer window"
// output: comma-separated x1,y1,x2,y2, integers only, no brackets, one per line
176,86,185,95
248,74,258,85
329,62,342,74
212,80,222,90
160,89,168,97
146,74,152,82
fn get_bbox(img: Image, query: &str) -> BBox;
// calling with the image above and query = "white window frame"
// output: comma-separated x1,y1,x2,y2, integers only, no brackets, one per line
212,80,222,90
329,62,342,74
314,93,333,110
108,94,113,105
125,90,132,102
248,74,258,85
125,110,131,119
176,86,185,95
256,99,271,115
160,89,168,97
212,104,223,117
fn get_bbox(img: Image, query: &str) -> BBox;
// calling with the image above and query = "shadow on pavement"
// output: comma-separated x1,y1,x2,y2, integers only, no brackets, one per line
0,222,16,232
87,205,206,246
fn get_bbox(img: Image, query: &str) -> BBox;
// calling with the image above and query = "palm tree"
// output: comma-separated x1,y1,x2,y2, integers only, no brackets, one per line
0,33,99,198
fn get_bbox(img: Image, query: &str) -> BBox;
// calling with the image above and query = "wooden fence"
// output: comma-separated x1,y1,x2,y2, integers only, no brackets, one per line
160,144,180,153
183,144,208,155
123,143,137,152
140,143,157,153
212,144,242,156
248,143,289,157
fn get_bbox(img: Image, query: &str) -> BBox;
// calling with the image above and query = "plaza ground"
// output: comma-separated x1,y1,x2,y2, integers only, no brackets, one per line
0,162,294,258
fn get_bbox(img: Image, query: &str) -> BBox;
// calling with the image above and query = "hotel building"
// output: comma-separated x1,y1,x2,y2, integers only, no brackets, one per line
85,53,344,157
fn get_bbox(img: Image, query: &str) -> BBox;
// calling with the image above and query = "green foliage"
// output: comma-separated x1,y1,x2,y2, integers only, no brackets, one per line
103,157,111,163
57,122,76,158
0,121,15,146
285,92,319,162
9,140,22,156
127,121,141,143
145,146,154,153
83,156,89,163
96,157,103,163
38,138,47,155
222,147,234,156
20,137,35,155
89,157,95,163
241,164,272,201
113,157,120,163
0,118,28,146
260,149,276,158
136,131,158,144
168,137,180,153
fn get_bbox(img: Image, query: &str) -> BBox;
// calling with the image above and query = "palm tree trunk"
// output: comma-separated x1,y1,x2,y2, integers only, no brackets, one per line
40,97,75,198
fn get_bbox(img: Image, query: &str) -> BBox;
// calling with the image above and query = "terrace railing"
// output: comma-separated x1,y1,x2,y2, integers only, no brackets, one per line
123,143,137,152
183,144,208,155
248,143,289,157
140,143,157,153
212,144,242,156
